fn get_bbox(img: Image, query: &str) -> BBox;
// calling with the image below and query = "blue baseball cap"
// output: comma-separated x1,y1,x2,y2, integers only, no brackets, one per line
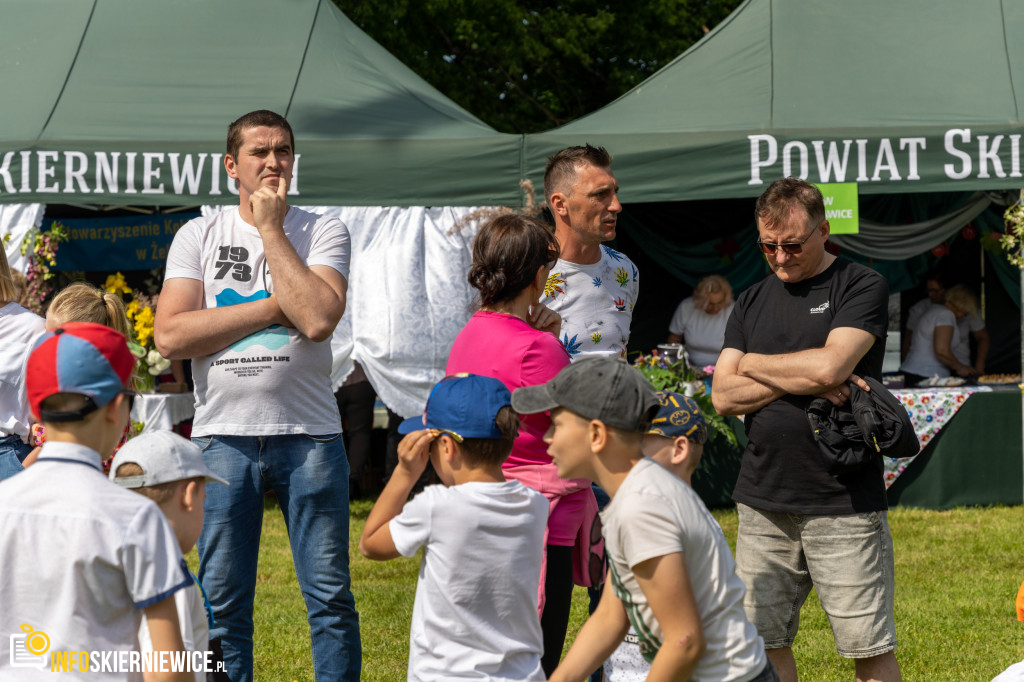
398,374,512,441
646,390,708,445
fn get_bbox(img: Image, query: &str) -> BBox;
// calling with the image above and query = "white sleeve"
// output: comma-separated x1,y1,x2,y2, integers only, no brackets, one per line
905,300,927,333
307,215,351,280
968,311,985,332
123,501,192,609
164,219,204,282
615,491,684,569
389,488,435,558
668,298,692,336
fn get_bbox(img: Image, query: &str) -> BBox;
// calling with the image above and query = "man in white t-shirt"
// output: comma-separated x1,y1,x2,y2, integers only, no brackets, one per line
540,145,639,361
155,110,359,682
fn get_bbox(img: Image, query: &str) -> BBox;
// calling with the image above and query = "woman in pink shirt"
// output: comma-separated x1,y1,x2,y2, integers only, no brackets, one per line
446,213,595,675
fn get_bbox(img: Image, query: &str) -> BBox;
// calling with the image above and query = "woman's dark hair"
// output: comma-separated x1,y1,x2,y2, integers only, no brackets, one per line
468,214,559,306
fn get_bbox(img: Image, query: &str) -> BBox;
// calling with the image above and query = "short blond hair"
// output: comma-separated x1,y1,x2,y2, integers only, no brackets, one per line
944,284,979,316
48,282,132,339
692,275,733,308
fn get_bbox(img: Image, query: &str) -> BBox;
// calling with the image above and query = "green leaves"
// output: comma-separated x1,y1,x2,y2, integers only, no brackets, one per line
334,0,741,133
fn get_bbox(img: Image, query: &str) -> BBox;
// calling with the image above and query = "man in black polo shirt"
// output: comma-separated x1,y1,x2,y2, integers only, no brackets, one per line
713,177,900,682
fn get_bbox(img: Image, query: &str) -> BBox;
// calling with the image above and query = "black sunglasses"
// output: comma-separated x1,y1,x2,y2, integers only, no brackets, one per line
121,390,137,413
757,223,821,256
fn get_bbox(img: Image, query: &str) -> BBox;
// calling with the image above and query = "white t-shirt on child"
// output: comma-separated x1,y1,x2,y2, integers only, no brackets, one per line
601,458,766,682
0,302,45,438
389,480,548,682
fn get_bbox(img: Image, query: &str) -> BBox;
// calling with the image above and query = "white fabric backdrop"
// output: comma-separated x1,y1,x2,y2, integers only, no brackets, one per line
202,205,485,418
0,204,45,273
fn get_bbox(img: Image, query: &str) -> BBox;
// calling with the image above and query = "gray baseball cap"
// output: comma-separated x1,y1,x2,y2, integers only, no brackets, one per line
109,430,229,489
511,357,659,431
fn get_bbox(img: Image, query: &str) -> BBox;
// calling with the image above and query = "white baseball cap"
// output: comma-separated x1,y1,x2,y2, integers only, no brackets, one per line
109,430,228,488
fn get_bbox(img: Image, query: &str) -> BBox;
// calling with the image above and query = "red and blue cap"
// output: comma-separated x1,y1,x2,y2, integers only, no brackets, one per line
398,373,512,441
27,322,135,422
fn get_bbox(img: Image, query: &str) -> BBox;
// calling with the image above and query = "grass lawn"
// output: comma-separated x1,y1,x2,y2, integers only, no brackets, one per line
188,500,1024,681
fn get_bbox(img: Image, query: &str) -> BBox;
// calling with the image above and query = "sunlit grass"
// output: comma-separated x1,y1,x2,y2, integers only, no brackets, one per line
187,501,1024,681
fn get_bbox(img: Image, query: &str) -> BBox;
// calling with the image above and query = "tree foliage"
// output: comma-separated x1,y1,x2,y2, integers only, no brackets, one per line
333,0,743,133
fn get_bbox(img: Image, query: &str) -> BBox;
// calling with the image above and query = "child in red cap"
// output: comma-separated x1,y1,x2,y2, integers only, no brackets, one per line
0,322,194,681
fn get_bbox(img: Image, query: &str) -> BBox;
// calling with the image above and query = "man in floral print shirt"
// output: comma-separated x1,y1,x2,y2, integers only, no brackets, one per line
540,145,639,361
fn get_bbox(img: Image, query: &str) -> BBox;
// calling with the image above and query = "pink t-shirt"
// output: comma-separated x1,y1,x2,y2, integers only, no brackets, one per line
446,311,590,545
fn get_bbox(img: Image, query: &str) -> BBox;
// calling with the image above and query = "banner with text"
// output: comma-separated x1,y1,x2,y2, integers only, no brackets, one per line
56,214,199,271
815,182,859,234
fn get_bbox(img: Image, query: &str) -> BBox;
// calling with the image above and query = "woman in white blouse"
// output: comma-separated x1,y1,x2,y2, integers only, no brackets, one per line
900,284,979,385
667,274,734,368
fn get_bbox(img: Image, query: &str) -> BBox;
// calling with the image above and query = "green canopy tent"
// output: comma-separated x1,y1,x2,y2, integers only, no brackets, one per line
0,0,522,208
524,0,1024,202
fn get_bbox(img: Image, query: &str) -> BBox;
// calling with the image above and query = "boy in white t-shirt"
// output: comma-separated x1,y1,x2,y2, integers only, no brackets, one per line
110,430,230,682
360,374,549,681
602,390,711,681
513,358,776,682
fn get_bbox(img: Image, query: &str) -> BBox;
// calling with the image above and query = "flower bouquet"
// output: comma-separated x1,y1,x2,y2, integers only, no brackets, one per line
104,273,171,392
631,349,737,446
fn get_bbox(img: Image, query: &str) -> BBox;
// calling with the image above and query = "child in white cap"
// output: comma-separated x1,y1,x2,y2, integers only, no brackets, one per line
111,430,229,682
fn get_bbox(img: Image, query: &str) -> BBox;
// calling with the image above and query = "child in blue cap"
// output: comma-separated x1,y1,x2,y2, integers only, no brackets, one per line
360,373,548,681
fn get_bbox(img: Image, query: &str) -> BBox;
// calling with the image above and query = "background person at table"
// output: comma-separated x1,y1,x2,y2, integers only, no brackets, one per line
0,247,45,481
903,269,989,373
540,144,637,361
155,109,359,681
445,212,589,676
667,274,734,369
900,284,980,385
713,177,899,682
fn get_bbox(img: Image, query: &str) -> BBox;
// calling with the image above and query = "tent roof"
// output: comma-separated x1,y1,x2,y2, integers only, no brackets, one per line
524,0,1024,202
0,0,522,206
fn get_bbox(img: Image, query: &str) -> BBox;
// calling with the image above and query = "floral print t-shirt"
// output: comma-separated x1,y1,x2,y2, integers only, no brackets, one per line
539,245,639,361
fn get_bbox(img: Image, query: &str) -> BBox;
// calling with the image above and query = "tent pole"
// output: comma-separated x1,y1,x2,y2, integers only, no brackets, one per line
1020,267,1023,505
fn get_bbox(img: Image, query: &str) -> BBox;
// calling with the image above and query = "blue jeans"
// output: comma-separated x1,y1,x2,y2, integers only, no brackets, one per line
195,433,361,681
0,434,31,481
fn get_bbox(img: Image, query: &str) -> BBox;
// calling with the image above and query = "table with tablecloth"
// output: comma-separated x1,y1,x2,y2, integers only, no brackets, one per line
884,385,994,488
130,392,195,433
886,385,1023,508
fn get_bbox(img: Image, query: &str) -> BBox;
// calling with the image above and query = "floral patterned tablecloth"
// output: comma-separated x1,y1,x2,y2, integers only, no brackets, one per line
883,386,993,488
